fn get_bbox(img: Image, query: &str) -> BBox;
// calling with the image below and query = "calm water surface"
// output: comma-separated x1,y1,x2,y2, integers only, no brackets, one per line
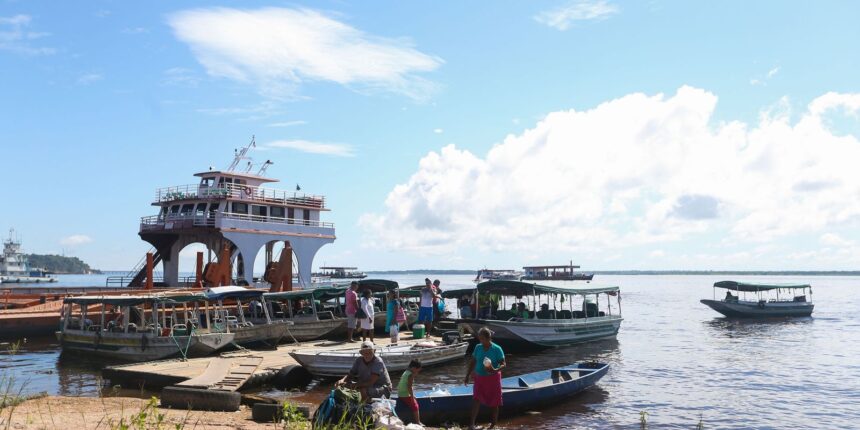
2,274,859,428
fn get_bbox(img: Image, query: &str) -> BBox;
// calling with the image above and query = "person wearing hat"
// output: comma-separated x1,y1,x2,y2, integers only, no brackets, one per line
336,341,392,403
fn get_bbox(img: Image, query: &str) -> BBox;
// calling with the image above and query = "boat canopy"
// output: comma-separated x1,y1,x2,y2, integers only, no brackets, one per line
63,293,203,306
355,279,399,293
203,286,266,301
441,287,478,299
264,286,347,302
477,280,619,296
713,281,811,292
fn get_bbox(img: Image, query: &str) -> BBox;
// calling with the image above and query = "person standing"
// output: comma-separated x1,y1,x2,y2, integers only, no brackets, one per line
418,278,438,338
360,289,375,342
345,281,360,342
396,359,423,425
432,279,444,322
335,341,392,403
386,290,406,344
464,327,505,430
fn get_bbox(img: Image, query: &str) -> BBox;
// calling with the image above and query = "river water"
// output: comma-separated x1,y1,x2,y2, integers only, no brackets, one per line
2,274,858,429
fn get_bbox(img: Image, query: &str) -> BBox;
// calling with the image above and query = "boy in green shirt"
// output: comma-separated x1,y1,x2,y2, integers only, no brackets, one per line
396,359,423,425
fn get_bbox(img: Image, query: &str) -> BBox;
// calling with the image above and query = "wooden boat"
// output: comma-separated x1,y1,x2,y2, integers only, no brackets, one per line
701,281,814,318
289,340,468,377
201,286,293,347
395,362,609,425
56,294,235,361
456,280,622,349
264,287,348,341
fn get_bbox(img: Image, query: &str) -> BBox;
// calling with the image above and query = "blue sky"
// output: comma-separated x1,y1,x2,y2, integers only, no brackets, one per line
2,1,860,271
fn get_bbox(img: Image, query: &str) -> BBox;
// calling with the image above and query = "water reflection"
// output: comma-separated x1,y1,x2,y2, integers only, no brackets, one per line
703,316,814,338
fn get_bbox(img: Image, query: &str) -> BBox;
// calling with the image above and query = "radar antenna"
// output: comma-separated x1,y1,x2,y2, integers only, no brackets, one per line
228,135,256,171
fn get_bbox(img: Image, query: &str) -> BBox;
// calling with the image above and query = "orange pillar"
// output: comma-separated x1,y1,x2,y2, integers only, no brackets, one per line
145,252,154,290
195,252,204,289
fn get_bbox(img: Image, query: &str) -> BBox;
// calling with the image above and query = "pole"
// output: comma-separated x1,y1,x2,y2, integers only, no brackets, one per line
145,252,154,290
195,252,204,288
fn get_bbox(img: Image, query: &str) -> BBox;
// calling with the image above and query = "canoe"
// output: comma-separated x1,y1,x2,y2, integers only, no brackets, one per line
290,341,468,377
396,362,609,425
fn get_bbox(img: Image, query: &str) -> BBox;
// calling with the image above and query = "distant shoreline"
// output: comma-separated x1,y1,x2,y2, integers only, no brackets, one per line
367,269,860,276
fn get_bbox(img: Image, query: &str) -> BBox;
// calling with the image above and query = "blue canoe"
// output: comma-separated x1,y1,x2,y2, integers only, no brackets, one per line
394,362,609,425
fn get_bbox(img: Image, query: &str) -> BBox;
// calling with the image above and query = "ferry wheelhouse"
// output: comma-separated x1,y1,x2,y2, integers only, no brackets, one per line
700,281,814,318
134,139,335,289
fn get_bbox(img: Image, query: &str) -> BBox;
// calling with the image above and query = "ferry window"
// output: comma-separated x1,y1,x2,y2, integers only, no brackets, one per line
201,177,215,187
271,207,285,218
180,204,194,215
303,210,311,222
195,203,207,215
208,203,219,213
170,205,180,214
232,202,248,214
251,205,267,217
287,208,295,223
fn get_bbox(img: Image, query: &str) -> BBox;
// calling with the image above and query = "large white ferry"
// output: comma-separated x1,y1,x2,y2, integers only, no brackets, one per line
0,229,57,284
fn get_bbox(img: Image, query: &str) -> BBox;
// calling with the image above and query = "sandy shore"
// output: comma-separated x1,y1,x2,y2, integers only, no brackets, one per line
1,396,296,430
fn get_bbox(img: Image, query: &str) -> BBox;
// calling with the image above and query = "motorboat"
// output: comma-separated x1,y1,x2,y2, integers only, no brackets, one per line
290,340,468,377
263,287,348,341
201,286,293,347
456,280,622,349
394,362,609,425
473,269,520,283
56,293,234,361
700,281,814,318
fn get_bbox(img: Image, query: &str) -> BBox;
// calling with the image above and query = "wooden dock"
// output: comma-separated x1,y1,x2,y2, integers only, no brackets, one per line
103,334,440,390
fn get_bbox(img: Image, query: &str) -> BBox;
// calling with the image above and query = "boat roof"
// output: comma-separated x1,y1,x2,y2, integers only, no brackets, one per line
713,281,812,292
193,170,279,183
319,266,359,270
264,286,347,302
203,286,266,301
477,280,619,296
64,293,203,306
523,265,581,269
333,279,398,293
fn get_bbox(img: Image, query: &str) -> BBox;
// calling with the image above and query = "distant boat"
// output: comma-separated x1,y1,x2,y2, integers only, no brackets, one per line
473,269,520,283
700,281,814,318
395,362,609,425
520,262,593,281
314,266,367,279
0,229,57,284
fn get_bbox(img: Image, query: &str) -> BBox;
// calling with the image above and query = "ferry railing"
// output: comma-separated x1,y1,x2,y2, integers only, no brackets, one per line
141,213,334,229
213,212,335,228
104,275,200,288
155,184,326,208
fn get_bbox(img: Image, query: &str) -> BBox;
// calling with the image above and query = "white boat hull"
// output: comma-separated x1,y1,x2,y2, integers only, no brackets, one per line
459,316,622,348
56,330,234,361
700,299,813,318
290,342,469,377
0,275,57,283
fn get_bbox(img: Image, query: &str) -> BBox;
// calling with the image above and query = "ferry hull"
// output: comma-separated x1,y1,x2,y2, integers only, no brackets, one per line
458,316,622,349
56,330,234,361
700,299,814,318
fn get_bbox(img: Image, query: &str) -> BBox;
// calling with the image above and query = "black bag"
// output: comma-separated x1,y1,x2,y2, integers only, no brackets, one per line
355,299,367,319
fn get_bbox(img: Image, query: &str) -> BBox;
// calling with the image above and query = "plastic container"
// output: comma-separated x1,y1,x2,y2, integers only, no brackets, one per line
412,324,425,339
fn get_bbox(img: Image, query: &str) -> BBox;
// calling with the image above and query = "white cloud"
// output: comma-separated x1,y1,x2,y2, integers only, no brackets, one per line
267,139,355,157
122,27,149,35
61,235,93,246
0,14,54,55
268,120,307,128
77,73,103,85
162,67,200,87
750,66,780,86
534,0,620,31
168,7,443,100
360,86,860,263
433,128,444,134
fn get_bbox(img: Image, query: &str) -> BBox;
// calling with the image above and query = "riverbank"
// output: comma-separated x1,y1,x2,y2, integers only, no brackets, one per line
4,396,290,429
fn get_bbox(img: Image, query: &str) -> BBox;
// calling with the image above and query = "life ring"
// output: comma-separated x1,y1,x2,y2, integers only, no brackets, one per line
243,186,253,196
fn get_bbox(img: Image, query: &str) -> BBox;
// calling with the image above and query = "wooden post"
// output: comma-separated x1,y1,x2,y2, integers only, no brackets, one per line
145,252,154,290
284,242,293,292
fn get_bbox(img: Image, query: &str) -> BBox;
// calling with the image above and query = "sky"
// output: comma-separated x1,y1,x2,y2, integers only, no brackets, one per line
2,1,860,272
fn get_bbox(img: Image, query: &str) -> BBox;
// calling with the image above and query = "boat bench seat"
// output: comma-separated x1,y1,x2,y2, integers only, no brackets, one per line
551,369,575,383
517,377,530,388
